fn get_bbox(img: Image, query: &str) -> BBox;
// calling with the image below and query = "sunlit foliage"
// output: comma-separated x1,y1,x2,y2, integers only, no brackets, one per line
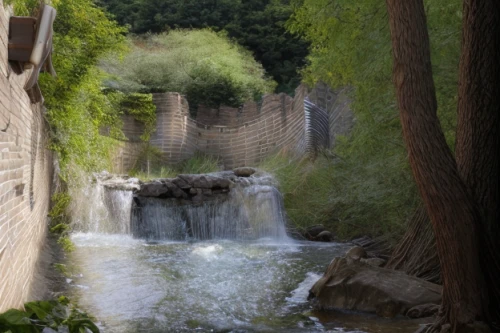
102,30,276,111
96,0,309,93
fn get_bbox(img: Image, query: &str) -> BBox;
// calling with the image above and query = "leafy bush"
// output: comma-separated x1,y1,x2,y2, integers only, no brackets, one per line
97,0,309,93
0,297,99,333
116,93,157,141
102,30,276,112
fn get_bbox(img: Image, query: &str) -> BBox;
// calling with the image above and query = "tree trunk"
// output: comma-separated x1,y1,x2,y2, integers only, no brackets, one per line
385,205,440,284
385,0,486,330
455,1,500,328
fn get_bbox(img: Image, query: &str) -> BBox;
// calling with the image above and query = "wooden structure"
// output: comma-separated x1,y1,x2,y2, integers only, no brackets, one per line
8,4,56,103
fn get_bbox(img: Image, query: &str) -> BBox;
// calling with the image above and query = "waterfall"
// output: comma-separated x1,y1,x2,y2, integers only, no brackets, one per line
70,177,133,234
71,172,289,241
132,184,288,240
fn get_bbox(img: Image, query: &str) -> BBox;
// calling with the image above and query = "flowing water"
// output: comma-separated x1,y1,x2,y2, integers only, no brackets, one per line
66,177,427,333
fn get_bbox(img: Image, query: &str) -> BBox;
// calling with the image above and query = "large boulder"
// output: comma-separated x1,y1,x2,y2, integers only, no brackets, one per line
309,257,442,318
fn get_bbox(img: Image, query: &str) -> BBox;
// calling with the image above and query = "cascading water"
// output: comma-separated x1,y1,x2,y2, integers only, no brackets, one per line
132,183,288,241
66,172,424,333
70,177,133,234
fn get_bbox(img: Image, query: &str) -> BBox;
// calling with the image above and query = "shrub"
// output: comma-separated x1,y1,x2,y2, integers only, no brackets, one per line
102,30,276,112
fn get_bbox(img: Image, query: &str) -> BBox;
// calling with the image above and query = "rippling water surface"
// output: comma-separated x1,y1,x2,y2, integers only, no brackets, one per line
67,234,426,333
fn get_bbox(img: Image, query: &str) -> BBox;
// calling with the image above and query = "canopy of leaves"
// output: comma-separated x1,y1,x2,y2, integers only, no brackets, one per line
96,0,308,94
102,30,276,110
286,0,461,237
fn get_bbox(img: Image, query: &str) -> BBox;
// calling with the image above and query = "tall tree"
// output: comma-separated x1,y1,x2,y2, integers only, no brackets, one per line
454,0,500,327
385,0,499,331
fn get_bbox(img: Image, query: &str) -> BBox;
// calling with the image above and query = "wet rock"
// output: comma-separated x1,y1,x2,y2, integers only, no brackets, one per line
316,230,334,242
171,177,191,190
234,167,256,177
375,300,402,318
346,246,367,260
166,182,188,199
308,257,442,317
406,303,440,318
304,225,327,239
138,173,234,202
360,257,386,267
178,174,232,189
136,181,170,197
95,172,140,191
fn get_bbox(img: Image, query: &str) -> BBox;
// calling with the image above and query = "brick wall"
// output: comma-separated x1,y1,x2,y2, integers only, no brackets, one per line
0,2,53,312
142,86,307,169
118,84,352,171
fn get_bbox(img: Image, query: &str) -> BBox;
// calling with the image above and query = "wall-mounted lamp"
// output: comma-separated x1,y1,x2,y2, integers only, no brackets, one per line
8,4,56,103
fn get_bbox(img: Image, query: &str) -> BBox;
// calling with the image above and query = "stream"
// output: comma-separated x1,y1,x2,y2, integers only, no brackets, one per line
64,175,426,333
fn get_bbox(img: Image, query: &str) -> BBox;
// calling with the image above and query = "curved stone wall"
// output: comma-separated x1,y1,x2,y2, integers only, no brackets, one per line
120,86,308,170
118,84,352,172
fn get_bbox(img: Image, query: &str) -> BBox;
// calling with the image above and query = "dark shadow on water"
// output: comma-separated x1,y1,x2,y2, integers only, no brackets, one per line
311,309,433,333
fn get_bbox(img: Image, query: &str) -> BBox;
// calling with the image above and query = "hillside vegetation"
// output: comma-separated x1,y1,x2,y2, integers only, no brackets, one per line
96,0,308,94
102,30,276,112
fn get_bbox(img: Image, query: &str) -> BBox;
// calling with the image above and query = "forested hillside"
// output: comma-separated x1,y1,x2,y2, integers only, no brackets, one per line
95,0,308,93
102,30,276,113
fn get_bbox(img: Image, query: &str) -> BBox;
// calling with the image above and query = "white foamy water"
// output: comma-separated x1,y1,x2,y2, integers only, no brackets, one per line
65,175,425,333
68,234,349,333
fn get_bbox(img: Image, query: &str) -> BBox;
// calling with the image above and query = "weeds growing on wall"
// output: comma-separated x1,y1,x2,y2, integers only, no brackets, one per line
0,297,99,333
113,92,157,141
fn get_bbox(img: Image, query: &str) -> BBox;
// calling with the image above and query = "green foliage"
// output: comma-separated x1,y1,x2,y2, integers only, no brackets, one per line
131,152,221,181
37,0,127,177
57,236,75,252
96,0,308,93
115,92,157,141
3,0,39,15
284,0,461,237
258,152,406,240
178,152,221,175
0,297,99,333
223,0,309,93
48,192,76,251
48,193,71,228
103,30,276,111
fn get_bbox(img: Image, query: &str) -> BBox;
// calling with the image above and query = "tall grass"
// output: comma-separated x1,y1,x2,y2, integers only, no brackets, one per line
259,150,410,242
131,152,221,181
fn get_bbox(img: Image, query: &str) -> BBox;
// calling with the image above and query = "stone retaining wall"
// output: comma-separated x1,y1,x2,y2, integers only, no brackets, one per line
0,1,53,312
121,86,310,170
